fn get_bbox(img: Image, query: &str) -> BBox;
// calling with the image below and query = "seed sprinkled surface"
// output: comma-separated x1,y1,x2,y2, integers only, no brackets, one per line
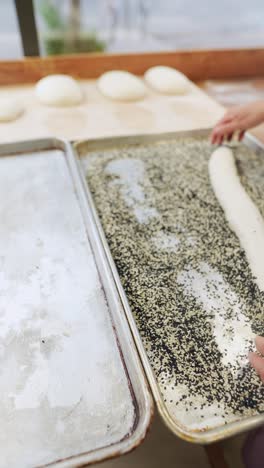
81,136,264,432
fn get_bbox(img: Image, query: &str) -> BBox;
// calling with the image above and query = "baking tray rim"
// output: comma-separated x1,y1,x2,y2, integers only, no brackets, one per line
0,136,154,467
74,128,264,444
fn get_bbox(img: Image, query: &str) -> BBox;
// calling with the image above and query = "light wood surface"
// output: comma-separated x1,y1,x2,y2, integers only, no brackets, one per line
3,75,264,145
1,51,264,144
1,48,264,86
0,80,224,143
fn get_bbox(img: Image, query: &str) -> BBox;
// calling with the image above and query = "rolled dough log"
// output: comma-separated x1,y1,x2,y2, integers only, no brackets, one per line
0,97,23,122
144,66,190,95
35,75,82,107
209,146,264,291
97,71,146,101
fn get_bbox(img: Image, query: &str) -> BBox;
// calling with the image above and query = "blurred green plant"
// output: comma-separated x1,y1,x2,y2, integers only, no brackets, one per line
44,32,106,55
39,0,106,55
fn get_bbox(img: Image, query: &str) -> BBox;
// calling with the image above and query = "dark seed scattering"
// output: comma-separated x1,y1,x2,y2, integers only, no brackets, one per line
81,136,264,431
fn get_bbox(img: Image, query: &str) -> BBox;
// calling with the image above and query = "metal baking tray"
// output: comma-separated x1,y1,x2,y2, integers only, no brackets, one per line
74,129,264,444
0,138,153,468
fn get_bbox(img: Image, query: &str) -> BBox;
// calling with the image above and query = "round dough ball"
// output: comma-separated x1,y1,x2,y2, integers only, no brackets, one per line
35,74,82,107
144,66,190,95
0,97,24,122
97,71,146,101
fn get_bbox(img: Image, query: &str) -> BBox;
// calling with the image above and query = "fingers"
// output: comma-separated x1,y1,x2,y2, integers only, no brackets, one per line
210,105,248,145
255,335,264,355
211,131,221,145
211,121,239,145
211,101,261,145
249,352,264,383
211,127,222,145
211,112,232,144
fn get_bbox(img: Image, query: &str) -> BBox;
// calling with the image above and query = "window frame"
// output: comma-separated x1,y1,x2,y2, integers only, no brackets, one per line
14,0,40,56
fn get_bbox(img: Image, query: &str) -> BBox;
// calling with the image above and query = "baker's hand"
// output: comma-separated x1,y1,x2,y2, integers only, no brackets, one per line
249,336,264,383
211,101,264,145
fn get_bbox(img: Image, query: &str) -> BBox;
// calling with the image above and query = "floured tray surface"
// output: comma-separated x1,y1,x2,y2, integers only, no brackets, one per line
0,140,151,468
78,132,264,440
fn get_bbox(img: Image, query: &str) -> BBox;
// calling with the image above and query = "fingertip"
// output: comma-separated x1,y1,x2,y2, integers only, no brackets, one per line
239,131,245,141
248,351,258,370
211,133,218,146
255,335,264,355
219,135,224,146
248,352,264,379
214,136,219,146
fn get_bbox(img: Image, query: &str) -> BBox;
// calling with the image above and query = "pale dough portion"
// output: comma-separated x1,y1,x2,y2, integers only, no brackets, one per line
209,146,264,291
97,71,146,101
144,66,190,95
0,97,23,122
35,75,82,107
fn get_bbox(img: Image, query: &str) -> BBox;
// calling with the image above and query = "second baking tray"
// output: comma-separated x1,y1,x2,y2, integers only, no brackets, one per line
75,129,264,444
0,138,153,468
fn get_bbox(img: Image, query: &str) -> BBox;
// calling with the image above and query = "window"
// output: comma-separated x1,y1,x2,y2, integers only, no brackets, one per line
1,0,264,59
34,0,106,56
33,0,264,56
0,0,23,59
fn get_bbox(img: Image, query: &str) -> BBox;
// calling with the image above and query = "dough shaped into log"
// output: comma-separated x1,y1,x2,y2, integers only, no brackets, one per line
209,146,264,291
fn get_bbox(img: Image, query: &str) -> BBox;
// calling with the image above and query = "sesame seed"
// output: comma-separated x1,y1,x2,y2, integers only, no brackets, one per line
84,136,264,430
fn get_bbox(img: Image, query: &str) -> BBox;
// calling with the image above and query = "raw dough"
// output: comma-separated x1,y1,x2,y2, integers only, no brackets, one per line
209,146,264,291
144,66,189,95
35,74,82,107
0,97,23,122
97,71,146,101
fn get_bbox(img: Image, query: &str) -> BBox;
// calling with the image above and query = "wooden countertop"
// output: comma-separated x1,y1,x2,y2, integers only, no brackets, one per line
0,80,224,143
1,76,264,144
